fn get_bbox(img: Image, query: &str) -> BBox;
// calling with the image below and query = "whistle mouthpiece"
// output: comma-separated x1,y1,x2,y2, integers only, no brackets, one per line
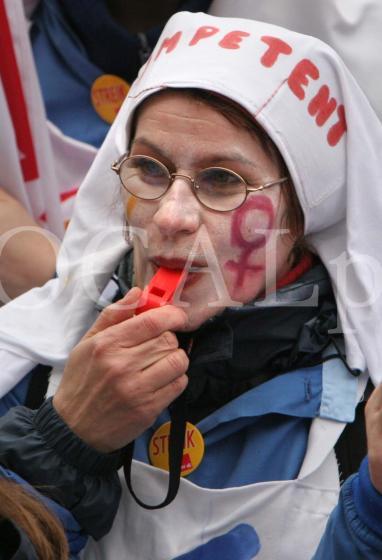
135,267,185,315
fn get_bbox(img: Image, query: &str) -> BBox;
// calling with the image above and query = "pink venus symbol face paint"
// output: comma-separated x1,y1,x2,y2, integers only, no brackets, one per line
225,196,274,290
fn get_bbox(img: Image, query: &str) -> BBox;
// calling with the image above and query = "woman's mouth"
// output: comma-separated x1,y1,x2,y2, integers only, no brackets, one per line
150,257,206,288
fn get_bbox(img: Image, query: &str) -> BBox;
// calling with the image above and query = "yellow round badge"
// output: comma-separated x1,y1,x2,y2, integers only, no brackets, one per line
149,421,205,477
90,74,130,124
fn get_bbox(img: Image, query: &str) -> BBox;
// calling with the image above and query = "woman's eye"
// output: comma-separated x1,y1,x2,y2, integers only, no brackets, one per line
136,158,163,177
214,171,237,184
200,169,242,190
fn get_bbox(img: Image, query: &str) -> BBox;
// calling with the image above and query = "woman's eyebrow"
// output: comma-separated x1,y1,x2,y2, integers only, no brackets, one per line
131,136,168,159
131,136,258,168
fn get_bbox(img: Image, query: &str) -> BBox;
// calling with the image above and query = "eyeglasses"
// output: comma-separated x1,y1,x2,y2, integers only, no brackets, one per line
111,154,288,212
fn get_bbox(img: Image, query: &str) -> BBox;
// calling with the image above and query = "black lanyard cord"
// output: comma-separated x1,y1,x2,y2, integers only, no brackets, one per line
123,335,192,509
123,390,187,509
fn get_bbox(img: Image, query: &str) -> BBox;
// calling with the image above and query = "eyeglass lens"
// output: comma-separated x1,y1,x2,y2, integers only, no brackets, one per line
119,155,248,211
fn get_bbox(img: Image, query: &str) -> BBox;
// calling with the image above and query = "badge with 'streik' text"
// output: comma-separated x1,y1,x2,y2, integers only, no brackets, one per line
149,421,205,477
91,74,130,124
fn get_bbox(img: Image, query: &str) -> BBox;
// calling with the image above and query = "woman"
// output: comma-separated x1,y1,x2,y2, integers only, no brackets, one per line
1,11,382,559
30,0,212,148
0,0,212,303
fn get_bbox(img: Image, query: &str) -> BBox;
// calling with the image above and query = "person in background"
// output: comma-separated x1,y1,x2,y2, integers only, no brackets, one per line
0,189,57,301
0,0,212,302
30,0,213,148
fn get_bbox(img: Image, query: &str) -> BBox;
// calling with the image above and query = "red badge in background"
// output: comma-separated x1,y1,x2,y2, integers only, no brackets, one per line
91,74,130,124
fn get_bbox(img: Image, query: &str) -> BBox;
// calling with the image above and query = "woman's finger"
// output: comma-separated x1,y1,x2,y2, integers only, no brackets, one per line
119,330,180,370
84,287,142,339
117,348,190,398
104,304,188,348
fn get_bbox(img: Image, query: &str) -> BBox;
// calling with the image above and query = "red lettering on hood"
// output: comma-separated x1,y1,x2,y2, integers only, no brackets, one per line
288,59,320,100
327,105,347,146
189,26,219,46
155,31,182,60
219,30,250,49
260,36,292,68
148,27,347,148
308,85,337,126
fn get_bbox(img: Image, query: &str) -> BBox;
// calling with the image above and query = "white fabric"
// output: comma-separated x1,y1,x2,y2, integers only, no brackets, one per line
210,0,382,122
0,11,381,391
0,0,96,237
0,350,35,397
83,424,342,559
81,368,367,559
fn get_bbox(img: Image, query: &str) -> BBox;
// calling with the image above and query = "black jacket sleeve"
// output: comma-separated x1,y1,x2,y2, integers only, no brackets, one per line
0,398,123,540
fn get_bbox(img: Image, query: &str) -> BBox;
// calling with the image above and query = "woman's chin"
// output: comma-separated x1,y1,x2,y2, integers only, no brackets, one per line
175,301,225,332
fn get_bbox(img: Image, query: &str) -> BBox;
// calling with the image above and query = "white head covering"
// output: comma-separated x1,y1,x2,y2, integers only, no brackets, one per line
210,0,382,123
0,11,382,394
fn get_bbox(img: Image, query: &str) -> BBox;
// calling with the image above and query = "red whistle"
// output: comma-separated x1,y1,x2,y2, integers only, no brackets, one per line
135,267,185,315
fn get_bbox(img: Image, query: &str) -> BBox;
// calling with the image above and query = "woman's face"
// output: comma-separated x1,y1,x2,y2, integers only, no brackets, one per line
125,91,296,330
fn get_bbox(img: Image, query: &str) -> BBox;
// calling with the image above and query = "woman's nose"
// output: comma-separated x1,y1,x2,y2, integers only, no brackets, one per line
153,177,201,236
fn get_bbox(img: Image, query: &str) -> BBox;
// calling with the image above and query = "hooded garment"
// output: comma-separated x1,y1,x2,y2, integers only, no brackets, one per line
210,0,382,123
0,11,382,395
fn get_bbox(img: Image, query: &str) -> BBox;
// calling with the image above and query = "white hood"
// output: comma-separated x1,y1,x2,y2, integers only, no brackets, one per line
0,11,382,393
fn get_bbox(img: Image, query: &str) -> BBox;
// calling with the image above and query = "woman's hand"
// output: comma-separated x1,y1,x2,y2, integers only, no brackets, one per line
365,382,382,493
53,288,189,452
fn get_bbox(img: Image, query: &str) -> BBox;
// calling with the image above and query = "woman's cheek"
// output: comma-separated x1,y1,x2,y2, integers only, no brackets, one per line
224,195,275,294
125,195,138,221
